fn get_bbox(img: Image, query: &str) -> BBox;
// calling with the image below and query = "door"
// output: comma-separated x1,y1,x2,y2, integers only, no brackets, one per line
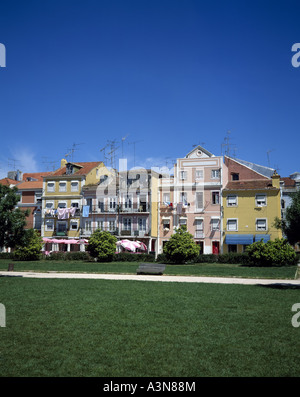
212,241,220,254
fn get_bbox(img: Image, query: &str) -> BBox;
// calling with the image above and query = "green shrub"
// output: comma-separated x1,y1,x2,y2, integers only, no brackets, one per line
195,254,218,263
218,253,249,265
113,252,155,262
246,238,297,267
14,229,43,261
87,230,117,262
163,226,200,264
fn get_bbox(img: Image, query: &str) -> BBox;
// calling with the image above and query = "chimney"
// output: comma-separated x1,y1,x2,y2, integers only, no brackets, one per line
61,159,67,168
272,171,280,188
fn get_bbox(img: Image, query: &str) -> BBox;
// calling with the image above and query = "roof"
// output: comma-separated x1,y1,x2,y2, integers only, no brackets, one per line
224,179,278,191
0,177,19,186
16,181,43,190
226,157,275,178
281,177,296,188
185,145,214,158
23,172,52,181
50,161,102,177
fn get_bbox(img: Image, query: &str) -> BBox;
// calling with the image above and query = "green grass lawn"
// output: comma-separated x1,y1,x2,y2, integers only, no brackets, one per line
0,259,297,279
0,277,299,377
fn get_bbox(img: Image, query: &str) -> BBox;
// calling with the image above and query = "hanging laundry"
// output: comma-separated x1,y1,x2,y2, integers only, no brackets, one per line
69,207,76,217
82,205,90,217
57,208,69,219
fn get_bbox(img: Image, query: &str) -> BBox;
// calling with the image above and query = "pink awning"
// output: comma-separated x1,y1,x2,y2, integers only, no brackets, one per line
43,238,88,245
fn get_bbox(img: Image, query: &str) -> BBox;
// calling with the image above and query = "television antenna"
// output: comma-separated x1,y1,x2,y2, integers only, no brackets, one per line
8,158,21,171
128,140,143,168
121,134,129,158
65,142,84,162
267,149,274,168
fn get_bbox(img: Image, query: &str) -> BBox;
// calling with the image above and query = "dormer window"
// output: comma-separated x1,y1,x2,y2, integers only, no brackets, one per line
232,173,239,181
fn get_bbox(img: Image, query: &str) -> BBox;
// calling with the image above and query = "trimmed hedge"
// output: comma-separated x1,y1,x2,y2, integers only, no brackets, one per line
112,252,155,262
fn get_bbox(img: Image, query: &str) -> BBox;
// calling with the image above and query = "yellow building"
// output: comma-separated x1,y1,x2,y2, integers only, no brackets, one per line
222,172,282,253
42,159,108,244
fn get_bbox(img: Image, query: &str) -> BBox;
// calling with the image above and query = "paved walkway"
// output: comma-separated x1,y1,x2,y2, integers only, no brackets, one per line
0,270,300,286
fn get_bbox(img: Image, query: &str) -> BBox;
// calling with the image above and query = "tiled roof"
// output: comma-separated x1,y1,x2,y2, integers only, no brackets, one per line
224,179,277,190
51,162,102,176
0,177,19,186
16,181,43,190
281,177,296,187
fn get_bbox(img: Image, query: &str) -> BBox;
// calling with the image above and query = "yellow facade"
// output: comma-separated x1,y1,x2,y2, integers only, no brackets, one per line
42,160,109,239
222,174,282,253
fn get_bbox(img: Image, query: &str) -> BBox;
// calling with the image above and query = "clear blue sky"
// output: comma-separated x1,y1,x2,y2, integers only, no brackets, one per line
0,0,299,177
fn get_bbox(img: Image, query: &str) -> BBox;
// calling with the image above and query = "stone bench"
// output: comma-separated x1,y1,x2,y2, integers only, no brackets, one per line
136,263,166,275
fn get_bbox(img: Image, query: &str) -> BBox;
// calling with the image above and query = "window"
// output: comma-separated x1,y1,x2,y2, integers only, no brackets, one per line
196,192,204,211
124,195,132,209
180,192,188,206
97,220,104,230
35,192,42,203
57,202,67,208
45,219,54,231
211,169,220,179
180,171,187,180
163,193,170,204
228,244,237,253
70,220,78,231
57,222,67,233
123,218,131,231
195,170,203,179
212,191,220,205
45,201,54,209
232,173,239,181
256,219,267,231
59,182,67,192
256,194,266,207
162,218,170,231
85,221,92,231
109,197,117,210
195,219,204,238
179,217,187,227
227,195,237,207
227,219,238,231
211,218,220,231
138,218,146,231
71,181,79,192
109,220,116,231
47,182,55,192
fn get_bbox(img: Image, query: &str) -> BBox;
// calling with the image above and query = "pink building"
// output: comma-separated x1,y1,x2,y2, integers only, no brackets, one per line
158,146,228,255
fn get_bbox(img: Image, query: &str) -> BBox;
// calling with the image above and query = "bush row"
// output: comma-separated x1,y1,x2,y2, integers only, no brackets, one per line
156,252,249,265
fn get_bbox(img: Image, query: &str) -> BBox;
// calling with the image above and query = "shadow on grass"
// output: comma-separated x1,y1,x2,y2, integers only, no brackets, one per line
258,283,300,290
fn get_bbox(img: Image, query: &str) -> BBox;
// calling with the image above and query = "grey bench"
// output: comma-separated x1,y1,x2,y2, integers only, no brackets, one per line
137,263,166,275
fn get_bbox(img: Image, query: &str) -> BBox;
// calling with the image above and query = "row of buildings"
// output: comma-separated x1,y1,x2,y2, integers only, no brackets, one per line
1,145,299,255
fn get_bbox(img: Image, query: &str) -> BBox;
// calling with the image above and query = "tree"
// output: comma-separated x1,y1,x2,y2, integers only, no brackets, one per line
87,229,117,262
281,190,300,245
14,229,43,260
0,185,29,249
163,225,200,264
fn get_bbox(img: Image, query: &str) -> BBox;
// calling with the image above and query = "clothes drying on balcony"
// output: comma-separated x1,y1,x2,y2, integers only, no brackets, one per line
44,207,77,219
82,205,90,217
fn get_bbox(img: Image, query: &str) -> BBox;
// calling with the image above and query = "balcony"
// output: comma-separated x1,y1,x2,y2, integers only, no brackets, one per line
80,227,150,238
44,207,81,217
90,204,150,214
